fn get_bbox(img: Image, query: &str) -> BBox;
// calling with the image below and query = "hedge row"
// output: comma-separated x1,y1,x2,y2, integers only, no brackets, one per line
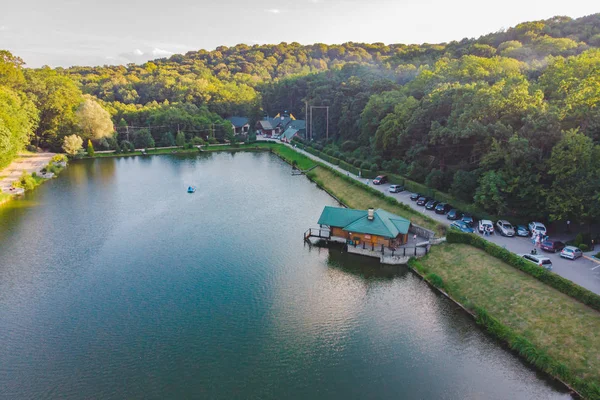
446,229,600,312
409,258,600,399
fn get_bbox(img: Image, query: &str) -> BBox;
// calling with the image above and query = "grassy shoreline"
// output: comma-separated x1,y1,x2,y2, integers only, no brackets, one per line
264,143,600,399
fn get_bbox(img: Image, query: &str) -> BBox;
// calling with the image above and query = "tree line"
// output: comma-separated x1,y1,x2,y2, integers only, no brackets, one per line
1,13,600,222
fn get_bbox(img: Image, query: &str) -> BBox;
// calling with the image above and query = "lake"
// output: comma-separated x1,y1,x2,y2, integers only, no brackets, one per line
0,152,571,399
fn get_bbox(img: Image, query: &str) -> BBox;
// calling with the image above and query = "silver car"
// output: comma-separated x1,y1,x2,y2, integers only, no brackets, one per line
521,254,553,271
560,246,583,260
496,220,515,237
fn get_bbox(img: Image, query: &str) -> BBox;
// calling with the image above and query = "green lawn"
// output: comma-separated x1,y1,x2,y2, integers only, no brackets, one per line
307,166,443,235
419,243,600,391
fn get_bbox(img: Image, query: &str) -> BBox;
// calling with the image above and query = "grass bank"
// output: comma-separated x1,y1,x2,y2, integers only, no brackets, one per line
413,244,600,399
306,166,443,235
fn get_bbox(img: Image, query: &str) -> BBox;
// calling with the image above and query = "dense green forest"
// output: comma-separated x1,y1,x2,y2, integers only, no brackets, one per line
1,13,600,222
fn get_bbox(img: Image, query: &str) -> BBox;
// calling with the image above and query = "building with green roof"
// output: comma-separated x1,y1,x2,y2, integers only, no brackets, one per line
317,206,411,247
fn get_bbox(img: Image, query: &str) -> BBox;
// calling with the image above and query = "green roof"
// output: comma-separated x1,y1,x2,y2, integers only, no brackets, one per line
318,206,368,227
282,127,299,140
317,206,411,238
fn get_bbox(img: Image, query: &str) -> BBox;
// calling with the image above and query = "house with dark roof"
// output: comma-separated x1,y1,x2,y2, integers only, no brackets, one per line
317,206,411,248
255,120,274,136
280,127,300,143
227,117,250,135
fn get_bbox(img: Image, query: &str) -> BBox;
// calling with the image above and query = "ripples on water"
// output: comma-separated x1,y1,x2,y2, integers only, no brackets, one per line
0,153,572,399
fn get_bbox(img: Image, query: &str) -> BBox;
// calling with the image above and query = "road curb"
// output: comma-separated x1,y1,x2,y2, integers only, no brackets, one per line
583,255,600,264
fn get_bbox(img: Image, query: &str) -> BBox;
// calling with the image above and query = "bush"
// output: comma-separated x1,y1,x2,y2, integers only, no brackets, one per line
341,140,357,152
26,145,38,152
426,273,445,289
446,230,600,312
51,154,68,163
370,163,378,172
334,151,342,159
360,161,371,170
353,160,362,167
574,233,584,247
191,137,205,145
12,172,37,191
578,244,589,252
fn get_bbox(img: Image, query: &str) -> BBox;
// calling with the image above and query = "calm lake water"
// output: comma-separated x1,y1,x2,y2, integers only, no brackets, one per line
0,152,571,399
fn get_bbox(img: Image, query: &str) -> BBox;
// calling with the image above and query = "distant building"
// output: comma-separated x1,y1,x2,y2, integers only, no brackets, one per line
256,113,307,139
227,117,250,135
255,120,274,137
317,206,411,247
280,127,300,143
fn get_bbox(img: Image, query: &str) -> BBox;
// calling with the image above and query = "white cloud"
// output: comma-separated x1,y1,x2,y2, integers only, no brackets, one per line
151,48,174,57
265,9,281,14
0,26,8,31
133,48,144,55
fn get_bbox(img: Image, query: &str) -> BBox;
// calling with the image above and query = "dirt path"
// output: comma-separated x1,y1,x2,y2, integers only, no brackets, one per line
0,153,55,193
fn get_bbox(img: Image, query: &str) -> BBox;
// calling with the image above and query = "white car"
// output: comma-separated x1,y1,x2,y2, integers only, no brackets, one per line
521,254,553,270
388,184,404,193
560,246,583,260
478,219,494,234
528,222,547,237
496,220,515,237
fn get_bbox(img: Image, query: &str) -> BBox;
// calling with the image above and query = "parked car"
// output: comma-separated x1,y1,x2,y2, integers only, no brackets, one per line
388,184,404,193
478,219,494,234
447,209,462,220
410,193,421,201
528,222,547,237
416,197,429,206
540,240,565,253
372,175,388,185
515,225,530,237
425,200,439,210
435,203,452,215
461,214,474,227
521,254,553,271
450,221,474,233
560,246,583,260
495,220,515,237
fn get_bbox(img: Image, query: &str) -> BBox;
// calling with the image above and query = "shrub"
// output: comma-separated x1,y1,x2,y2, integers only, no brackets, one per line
191,137,205,145
87,140,95,157
426,273,445,289
578,244,589,252
370,163,378,172
341,140,357,152
334,151,342,159
574,233,584,247
12,172,37,191
51,154,68,163
360,161,371,170
208,138,218,144
325,148,334,156
26,145,38,152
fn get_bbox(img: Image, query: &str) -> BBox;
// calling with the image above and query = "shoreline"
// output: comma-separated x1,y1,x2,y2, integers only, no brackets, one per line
8,143,595,398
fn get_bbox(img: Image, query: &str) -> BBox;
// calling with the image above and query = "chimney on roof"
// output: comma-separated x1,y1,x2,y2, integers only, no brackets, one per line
368,208,374,221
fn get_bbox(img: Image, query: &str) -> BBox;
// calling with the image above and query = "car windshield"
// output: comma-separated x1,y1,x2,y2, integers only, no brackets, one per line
376,176,384,180
535,224,546,230
505,224,513,229
541,259,552,265
564,248,573,253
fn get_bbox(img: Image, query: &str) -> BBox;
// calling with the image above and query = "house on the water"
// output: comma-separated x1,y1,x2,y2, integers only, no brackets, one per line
316,206,411,247
227,117,250,135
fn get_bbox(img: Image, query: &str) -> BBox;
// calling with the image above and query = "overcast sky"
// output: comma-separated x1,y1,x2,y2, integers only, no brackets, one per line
0,0,597,68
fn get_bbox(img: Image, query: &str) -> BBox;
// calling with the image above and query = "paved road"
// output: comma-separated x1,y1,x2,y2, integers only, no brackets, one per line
0,152,55,193
268,139,600,295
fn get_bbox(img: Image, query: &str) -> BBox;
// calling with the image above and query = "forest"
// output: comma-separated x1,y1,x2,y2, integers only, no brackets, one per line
1,13,600,222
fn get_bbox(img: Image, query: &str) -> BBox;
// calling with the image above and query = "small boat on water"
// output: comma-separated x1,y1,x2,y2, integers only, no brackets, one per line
187,186,196,193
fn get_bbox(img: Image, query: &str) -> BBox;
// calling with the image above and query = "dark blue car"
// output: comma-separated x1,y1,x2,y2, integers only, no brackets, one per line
450,221,474,233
